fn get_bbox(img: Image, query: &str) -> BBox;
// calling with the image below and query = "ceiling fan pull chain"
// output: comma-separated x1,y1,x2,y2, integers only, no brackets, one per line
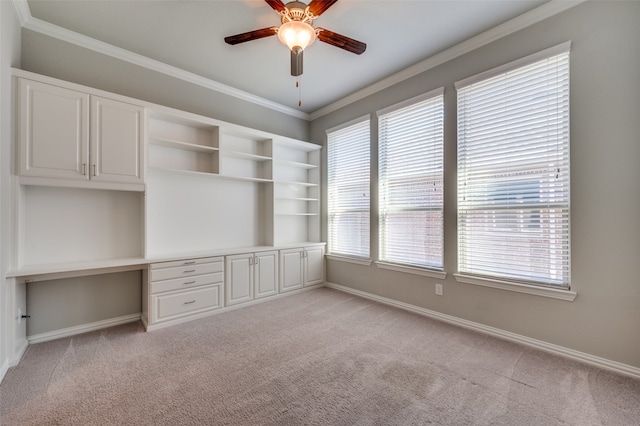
297,76,302,107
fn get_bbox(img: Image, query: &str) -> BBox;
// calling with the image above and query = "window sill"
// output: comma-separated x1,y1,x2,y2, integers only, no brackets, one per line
375,262,447,279
325,254,372,266
454,274,577,301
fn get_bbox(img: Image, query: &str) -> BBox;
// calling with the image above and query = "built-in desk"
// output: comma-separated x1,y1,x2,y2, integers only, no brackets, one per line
7,243,326,337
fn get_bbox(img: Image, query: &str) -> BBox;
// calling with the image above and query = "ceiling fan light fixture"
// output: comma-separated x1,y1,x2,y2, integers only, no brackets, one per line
277,20,316,51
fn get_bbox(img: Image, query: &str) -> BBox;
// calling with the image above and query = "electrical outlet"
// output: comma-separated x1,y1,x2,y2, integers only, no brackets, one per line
435,283,443,296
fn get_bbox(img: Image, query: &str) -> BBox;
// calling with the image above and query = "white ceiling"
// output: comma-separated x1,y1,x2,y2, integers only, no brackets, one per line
25,0,552,116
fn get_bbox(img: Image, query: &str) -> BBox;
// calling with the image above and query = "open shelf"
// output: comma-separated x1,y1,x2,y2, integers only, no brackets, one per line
150,136,219,153
146,106,322,251
220,150,271,162
272,159,318,169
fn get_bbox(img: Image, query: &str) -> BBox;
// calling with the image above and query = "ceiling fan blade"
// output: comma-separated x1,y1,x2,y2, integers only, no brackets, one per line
308,0,338,17
224,27,278,45
316,28,366,55
291,48,303,77
265,0,287,13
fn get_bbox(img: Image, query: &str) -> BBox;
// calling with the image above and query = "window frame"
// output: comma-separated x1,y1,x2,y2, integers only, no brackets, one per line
455,42,573,298
377,87,445,272
326,115,371,260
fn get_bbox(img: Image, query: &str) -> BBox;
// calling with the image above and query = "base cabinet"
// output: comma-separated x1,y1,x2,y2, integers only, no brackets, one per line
304,245,325,286
279,246,325,293
226,251,278,306
144,256,224,328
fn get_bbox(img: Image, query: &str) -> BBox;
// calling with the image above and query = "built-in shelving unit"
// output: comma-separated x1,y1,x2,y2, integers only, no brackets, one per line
10,69,326,342
147,115,220,176
144,106,321,257
272,139,320,245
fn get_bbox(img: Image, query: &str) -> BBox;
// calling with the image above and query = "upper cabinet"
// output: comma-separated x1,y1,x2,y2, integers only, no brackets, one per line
17,77,144,187
18,79,89,180
90,96,143,184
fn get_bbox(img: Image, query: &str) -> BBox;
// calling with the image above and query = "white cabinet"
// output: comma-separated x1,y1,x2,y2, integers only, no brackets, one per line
304,245,325,286
279,245,325,293
254,251,279,299
18,79,89,180
225,250,278,306
143,256,224,329
18,78,143,185
90,96,143,183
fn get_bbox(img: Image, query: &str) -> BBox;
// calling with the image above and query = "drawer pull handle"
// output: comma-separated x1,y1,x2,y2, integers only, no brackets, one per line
183,269,196,273
184,300,196,305
184,281,196,285
183,261,196,265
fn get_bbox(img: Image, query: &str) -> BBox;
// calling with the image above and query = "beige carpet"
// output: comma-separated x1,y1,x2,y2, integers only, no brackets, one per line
1,287,639,425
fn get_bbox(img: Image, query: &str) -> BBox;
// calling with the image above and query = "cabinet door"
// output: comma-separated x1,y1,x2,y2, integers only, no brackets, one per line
279,248,304,293
90,96,143,184
304,246,325,286
225,253,253,306
18,79,89,179
254,250,278,299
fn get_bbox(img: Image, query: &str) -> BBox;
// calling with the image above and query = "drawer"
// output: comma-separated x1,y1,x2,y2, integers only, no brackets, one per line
150,260,223,281
150,272,223,295
150,256,223,271
152,285,222,322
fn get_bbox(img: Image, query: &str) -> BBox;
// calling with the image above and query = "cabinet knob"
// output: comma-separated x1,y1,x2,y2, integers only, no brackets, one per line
183,281,196,285
82,163,87,176
183,269,196,273
183,300,196,305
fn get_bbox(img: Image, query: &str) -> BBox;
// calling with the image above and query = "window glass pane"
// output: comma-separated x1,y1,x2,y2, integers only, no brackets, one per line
457,49,570,287
378,91,444,269
327,119,370,258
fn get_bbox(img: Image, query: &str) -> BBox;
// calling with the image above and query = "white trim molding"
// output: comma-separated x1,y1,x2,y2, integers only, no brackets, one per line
325,254,373,267
325,282,640,380
14,3,308,120
309,0,587,120
454,274,577,301
375,262,447,279
12,0,586,121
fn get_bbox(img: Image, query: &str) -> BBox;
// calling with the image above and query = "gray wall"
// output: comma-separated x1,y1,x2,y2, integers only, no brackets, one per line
310,1,640,368
26,272,142,336
1,0,24,375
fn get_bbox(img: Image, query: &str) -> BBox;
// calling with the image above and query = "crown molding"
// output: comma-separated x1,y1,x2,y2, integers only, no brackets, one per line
308,0,588,121
13,1,309,120
13,0,587,122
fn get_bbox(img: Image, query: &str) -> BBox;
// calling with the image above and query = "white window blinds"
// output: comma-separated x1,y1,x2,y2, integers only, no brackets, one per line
327,117,370,258
456,43,570,287
378,89,444,269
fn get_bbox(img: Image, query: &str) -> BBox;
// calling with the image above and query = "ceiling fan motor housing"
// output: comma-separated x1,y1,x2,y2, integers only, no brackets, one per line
282,1,315,24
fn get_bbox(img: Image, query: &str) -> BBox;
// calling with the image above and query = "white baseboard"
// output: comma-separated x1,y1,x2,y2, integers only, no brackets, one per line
0,359,7,384
1,338,29,384
325,282,640,380
27,313,141,344
10,338,28,366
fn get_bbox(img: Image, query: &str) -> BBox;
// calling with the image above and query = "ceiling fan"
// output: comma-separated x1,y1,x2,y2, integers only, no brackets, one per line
224,0,366,77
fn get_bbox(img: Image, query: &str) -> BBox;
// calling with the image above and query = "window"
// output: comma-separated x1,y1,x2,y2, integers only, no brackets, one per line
456,42,570,288
378,88,444,269
327,116,370,258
